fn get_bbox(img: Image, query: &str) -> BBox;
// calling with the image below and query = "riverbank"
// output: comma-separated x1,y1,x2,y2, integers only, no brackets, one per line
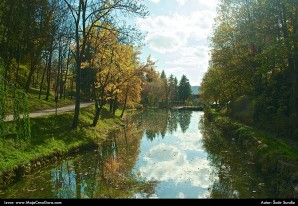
205,109,298,197
0,106,123,189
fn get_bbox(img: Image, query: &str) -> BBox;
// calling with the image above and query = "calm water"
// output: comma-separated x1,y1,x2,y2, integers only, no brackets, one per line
0,110,274,198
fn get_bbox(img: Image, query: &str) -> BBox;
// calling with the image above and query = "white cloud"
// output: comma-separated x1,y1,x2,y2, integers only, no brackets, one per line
138,0,219,85
149,0,160,3
139,11,214,46
147,33,182,53
178,192,185,198
177,0,187,5
164,46,209,66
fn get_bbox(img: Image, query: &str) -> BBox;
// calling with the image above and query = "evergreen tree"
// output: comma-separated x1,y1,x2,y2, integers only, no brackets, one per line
160,70,166,79
178,75,192,103
174,77,179,102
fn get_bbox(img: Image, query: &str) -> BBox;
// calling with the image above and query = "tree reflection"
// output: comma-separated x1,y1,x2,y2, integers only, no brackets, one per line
145,130,157,141
136,109,169,141
129,109,193,140
178,110,192,133
167,110,178,134
0,123,158,198
200,119,274,198
1,109,198,199
49,124,158,198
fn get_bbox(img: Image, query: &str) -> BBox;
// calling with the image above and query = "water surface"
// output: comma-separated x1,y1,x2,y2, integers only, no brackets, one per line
0,110,273,198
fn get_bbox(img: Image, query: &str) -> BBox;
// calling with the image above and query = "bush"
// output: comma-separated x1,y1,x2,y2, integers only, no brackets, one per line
229,96,255,125
126,102,143,110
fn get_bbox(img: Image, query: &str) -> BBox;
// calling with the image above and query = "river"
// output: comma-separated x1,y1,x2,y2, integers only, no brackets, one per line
0,109,274,198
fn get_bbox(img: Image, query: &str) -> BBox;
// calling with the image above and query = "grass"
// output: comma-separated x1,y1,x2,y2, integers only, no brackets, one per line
27,88,75,112
254,130,298,162
6,88,75,113
0,106,123,176
210,109,298,163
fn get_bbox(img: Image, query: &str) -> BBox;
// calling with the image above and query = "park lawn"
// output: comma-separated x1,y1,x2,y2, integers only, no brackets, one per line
6,88,75,113
27,88,75,112
0,106,123,176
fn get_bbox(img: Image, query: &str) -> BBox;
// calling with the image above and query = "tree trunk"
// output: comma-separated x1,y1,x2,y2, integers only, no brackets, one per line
45,46,53,100
55,40,62,102
72,63,81,129
109,99,113,113
92,103,104,127
25,65,35,92
120,89,129,118
38,56,48,99
60,47,71,99
72,0,85,129
15,46,21,84
70,78,73,99
113,95,118,115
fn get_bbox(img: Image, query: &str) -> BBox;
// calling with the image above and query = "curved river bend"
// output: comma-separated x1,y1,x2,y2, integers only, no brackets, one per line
0,110,275,198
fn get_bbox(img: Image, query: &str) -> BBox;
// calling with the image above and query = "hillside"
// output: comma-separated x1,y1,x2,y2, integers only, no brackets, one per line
191,86,200,95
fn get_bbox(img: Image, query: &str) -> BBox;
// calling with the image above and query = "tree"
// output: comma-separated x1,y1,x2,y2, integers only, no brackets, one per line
64,0,148,129
160,70,166,79
201,0,298,139
178,75,191,103
168,74,177,104
0,62,30,142
200,67,222,105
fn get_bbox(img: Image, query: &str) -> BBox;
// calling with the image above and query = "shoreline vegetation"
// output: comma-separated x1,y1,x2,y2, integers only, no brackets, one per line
204,108,298,197
2,103,298,195
0,105,123,189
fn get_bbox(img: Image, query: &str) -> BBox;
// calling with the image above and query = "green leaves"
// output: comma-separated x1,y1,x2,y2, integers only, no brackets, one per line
202,0,298,137
0,63,31,143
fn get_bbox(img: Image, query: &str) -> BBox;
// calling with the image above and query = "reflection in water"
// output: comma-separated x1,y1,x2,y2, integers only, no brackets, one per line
138,109,169,141
131,110,213,198
0,109,276,198
200,119,272,198
0,128,157,198
168,111,178,134
178,111,192,133
135,109,193,142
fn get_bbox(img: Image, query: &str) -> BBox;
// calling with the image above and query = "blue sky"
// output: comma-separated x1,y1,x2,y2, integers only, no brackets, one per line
136,0,219,86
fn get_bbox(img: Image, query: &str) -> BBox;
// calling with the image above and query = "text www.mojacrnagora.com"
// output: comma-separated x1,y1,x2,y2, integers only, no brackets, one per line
3,201,62,205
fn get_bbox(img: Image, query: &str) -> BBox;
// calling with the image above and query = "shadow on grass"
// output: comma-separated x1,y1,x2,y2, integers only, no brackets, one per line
0,106,121,175
29,111,96,147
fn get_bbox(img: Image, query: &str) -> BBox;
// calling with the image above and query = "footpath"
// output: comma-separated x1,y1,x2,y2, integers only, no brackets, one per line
5,102,94,121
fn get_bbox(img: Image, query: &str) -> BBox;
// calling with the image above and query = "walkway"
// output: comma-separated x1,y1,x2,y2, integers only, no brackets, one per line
5,102,94,121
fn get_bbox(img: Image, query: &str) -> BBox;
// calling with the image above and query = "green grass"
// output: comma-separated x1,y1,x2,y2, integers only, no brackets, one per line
211,109,298,163
27,88,75,112
254,130,298,162
6,88,75,113
0,106,123,176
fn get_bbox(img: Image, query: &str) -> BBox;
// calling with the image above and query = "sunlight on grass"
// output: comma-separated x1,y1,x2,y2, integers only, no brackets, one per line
0,106,122,175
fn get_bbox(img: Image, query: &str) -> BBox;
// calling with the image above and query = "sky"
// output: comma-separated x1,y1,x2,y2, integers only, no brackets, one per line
136,0,219,86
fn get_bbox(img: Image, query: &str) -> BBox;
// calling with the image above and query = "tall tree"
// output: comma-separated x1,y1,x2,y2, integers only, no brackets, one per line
201,0,298,139
64,0,148,129
178,75,191,103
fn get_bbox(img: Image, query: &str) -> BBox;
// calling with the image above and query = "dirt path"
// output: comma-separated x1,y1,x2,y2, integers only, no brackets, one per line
5,102,94,121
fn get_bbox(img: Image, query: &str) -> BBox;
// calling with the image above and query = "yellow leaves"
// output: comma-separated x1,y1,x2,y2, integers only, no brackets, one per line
79,19,155,106
81,61,89,69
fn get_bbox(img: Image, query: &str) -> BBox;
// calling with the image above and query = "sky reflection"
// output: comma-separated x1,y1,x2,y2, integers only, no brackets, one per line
133,111,213,198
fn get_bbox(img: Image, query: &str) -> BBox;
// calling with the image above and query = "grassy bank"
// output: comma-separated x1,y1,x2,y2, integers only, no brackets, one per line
205,109,298,197
27,88,75,112
6,88,75,113
0,105,123,188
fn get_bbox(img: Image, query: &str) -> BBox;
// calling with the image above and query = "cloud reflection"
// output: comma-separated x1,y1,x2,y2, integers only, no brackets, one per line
139,143,212,189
